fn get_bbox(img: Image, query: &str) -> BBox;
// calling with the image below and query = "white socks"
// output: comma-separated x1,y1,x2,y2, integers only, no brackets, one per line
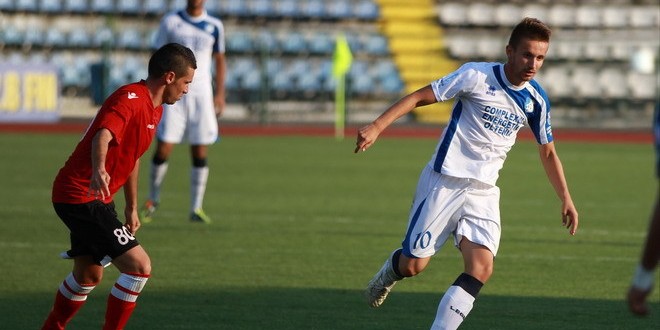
191,166,209,211
150,162,169,202
431,285,475,330
631,264,655,291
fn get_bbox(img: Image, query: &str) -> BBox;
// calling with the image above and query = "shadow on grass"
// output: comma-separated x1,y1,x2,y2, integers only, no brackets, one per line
10,288,659,329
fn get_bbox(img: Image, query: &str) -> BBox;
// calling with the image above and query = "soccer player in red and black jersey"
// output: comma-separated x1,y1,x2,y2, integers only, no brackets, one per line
41,43,196,330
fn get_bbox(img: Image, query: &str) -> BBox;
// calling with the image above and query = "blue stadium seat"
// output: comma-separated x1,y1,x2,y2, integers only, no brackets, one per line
117,28,143,50
143,0,167,16
1,27,24,46
288,60,311,80
348,60,368,81
44,28,67,48
204,0,219,16
265,58,284,80
122,56,146,82
323,76,336,93
23,28,44,47
271,72,294,95
61,56,91,91
67,29,91,48
307,32,333,55
302,0,325,19
325,0,352,20
64,0,88,13
256,30,279,54
249,0,275,18
364,34,389,56
0,0,14,11
90,0,114,14
220,0,249,17
345,34,361,55
231,57,258,78
169,0,186,11
297,74,322,96
379,74,404,94
317,59,332,82
92,26,114,48
351,74,374,95
280,31,307,54
354,0,379,21
275,0,300,19
226,31,254,54
371,60,398,80
225,70,240,91
15,0,39,12
240,70,262,91
117,0,142,15
40,0,63,13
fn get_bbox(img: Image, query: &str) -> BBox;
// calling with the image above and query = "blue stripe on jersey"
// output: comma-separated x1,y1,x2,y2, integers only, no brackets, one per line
401,198,427,257
492,65,552,144
177,11,221,50
433,100,463,172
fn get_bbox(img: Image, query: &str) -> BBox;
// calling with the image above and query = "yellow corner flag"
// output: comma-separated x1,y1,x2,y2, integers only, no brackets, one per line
332,34,353,140
332,34,353,77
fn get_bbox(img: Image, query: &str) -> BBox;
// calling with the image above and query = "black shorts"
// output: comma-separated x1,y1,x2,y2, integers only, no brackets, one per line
53,200,140,265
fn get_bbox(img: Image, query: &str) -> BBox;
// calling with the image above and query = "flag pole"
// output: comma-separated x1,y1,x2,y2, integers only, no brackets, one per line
332,34,353,141
335,74,345,140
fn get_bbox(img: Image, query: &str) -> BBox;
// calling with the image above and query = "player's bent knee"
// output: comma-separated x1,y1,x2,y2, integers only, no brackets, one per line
466,263,493,283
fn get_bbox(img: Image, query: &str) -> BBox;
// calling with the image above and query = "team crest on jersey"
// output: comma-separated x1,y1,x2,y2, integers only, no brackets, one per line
205,23,214,34
524,97,534,113
486,85,497,96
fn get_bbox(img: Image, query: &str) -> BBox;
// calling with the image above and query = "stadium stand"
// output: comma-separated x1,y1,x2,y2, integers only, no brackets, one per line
0,0,656,127
435,0,659,128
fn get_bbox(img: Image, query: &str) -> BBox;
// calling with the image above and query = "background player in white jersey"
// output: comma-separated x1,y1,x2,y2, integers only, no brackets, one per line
355,18,579,329
626,105,660,316
141,0,226,224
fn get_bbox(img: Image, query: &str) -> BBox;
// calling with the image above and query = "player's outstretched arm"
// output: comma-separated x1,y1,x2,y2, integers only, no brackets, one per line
538,142,579,235
355,86,437,153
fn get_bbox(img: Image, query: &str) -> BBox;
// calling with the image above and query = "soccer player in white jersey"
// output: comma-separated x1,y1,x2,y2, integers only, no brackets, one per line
141,0,226,224
627,105,660,316
355,18,579,329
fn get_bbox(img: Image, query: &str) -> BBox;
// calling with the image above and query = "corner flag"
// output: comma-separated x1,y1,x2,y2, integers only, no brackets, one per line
332,34,353,78
332,34,353,140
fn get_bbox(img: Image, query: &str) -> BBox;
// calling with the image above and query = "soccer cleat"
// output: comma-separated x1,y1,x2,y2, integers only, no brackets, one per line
190,208,211,224
139,200,158,223
627,286,652,316
365,256,403,308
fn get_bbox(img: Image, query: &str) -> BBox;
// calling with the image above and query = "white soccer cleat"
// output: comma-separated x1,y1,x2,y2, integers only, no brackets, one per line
365,257,403,308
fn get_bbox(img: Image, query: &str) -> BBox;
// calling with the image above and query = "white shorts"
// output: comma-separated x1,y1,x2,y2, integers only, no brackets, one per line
157,92,218,145
402,165,501,258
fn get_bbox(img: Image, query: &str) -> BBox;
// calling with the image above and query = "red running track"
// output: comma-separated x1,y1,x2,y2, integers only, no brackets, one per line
0,122,653,144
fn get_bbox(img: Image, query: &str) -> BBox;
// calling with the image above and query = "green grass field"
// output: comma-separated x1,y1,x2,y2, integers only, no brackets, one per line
0,131,658,329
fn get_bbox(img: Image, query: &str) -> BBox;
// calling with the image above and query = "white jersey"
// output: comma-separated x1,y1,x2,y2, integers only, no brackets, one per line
154,9,225,94
429,62,553,186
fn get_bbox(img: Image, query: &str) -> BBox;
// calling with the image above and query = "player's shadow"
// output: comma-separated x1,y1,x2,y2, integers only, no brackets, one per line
16,288,660,329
